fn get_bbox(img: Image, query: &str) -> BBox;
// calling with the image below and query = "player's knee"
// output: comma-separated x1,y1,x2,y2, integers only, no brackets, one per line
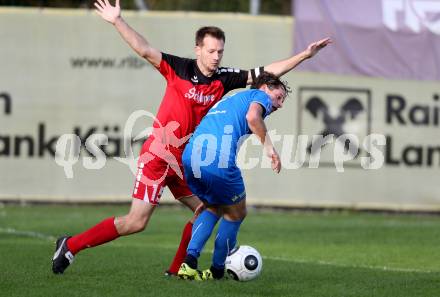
233,205,247,220
225,209,246,221
237,208,247,220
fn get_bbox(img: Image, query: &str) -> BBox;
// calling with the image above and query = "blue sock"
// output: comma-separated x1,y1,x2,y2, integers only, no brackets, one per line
187,210,220,259
212,218,242,269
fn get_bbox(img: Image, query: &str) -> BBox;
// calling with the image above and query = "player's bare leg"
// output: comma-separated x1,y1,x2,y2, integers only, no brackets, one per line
165,195,204,276
114,199,156,235
52,198,156,274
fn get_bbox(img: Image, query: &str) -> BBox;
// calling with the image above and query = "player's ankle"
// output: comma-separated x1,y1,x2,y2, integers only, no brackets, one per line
184,254,198,269
210,265,225,279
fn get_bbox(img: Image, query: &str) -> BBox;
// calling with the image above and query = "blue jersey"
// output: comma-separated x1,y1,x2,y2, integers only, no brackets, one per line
183,88,273,205
189,89,273,165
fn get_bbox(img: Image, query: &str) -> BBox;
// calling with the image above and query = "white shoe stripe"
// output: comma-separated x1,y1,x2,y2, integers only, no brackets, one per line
52,238,67,260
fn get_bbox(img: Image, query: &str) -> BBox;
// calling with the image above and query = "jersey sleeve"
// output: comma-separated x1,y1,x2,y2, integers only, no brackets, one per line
158,52,192,82
251,91,273,118
219,68,249,94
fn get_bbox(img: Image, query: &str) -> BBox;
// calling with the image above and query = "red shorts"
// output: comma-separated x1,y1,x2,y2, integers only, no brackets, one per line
132,138,193,205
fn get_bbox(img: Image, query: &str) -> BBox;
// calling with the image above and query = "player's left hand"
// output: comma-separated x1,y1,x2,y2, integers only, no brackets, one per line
305,37,332,58
271,150,281,174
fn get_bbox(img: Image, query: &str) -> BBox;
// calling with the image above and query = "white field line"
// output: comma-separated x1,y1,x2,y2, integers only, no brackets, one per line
1,227,437,274
0,227,56,241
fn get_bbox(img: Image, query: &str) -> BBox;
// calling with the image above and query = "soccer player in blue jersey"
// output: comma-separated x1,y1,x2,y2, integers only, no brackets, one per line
177,71,288,280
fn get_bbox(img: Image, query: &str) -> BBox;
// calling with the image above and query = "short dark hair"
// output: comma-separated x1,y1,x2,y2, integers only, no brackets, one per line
251,71,291,97
195,26,225,46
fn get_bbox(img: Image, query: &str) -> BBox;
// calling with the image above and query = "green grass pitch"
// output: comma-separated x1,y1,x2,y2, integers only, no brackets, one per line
1,204,440,297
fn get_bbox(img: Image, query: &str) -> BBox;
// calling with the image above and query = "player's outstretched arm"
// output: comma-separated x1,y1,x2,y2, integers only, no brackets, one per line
246,37,332,84
94,0,161,68
246,103,281,173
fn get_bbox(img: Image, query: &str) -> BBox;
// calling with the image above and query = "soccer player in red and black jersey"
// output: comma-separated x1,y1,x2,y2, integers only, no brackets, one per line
51,0,331,275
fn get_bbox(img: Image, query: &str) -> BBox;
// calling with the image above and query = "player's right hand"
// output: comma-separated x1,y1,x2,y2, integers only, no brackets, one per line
94,0,121,25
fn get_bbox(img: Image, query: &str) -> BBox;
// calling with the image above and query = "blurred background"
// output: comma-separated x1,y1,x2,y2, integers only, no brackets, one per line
0,0,292,14
1,0,439,212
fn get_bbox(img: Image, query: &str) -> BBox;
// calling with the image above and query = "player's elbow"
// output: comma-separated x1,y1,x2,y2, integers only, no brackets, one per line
139,47,151,60
263,65,282,78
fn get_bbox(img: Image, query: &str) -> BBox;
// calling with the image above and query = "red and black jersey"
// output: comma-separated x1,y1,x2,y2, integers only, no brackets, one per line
151,52,250,147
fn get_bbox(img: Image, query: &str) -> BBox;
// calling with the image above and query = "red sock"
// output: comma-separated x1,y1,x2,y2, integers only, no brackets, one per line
167,221,193,274
67,217,120,255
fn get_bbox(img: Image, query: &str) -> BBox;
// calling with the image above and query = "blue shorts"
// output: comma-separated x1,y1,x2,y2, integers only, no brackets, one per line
182,143,246,206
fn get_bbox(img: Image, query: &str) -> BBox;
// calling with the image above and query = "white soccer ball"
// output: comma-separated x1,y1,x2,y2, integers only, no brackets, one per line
225,245,263,281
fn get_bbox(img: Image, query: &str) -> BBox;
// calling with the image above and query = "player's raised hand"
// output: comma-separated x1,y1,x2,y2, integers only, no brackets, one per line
94,0,121,24
305,37,332,58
